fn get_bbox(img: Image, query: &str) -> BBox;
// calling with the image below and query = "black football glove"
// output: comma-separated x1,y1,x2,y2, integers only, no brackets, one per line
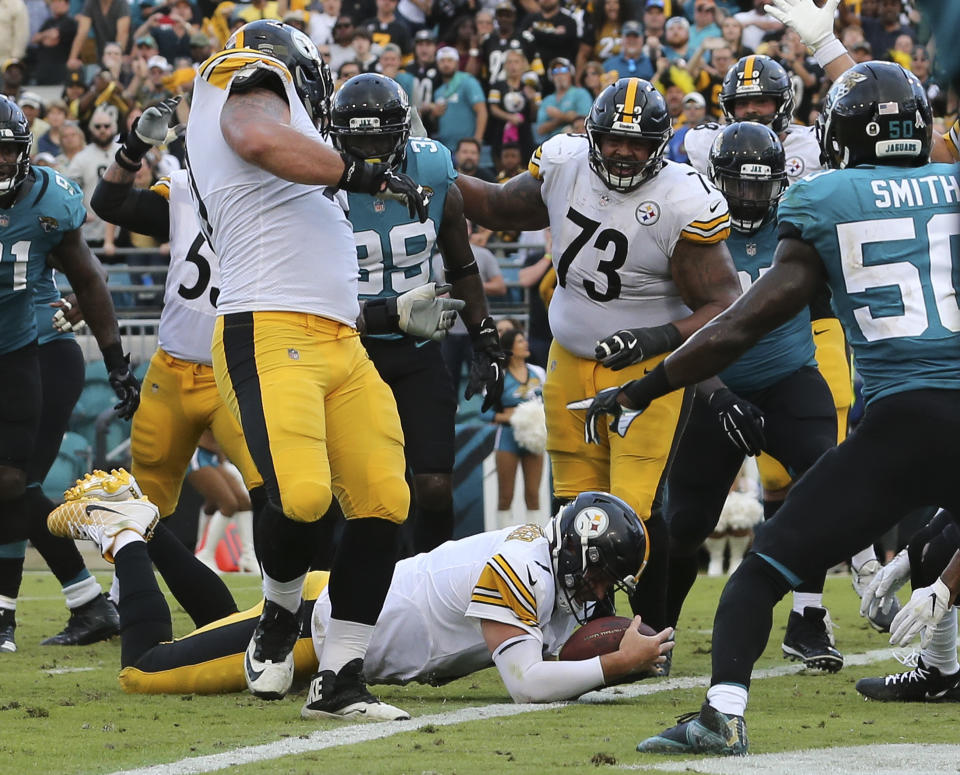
595,323,682,371
337,153,431,223
464,316,505,412
708,387,765,456
103,345,141,420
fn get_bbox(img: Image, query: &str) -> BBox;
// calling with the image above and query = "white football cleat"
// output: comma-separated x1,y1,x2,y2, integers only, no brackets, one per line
244,601,299,700
64,468,144,503
47,498,159,562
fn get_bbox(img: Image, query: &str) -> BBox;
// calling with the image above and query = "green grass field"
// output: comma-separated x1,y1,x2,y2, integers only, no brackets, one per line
3,570,957,775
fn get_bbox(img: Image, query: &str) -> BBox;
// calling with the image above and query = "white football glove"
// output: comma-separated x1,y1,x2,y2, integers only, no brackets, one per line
888,578,953,648
135,95,182,146
859,549,910,623
763,0,839,50
395,282,465,341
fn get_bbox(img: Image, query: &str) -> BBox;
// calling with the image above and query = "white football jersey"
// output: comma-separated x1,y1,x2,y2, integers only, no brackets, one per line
530,134,730,358
153,170,219,364
684,121,822,183
185,49,359,325
311,525,580,686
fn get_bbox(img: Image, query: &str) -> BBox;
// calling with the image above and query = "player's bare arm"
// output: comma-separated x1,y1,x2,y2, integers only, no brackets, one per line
221,86,348,186
48,228,123,351
438,182,491,329
456,172,550,232
668,238,742,340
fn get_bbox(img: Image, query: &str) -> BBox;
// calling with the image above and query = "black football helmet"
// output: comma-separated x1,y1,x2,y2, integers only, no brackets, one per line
708,122,787,234
816,61,932,170
0,97,31,195
227,20,334,132
585,77,672,193
720,54,795,134
329,74,411,168
549,491,649,624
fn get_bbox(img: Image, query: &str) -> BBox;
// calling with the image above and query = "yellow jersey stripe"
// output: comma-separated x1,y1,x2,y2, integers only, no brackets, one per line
491,554,536,610
681,226,731,244
622,77,640,124
528,145,543,178
150,177,171,201
199,49,292,90
686,213,729,231
473,564,538,623
742,55,756,87
946,118,959,162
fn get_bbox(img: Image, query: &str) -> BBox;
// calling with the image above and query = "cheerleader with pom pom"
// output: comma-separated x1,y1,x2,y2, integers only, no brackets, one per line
704,459,764,576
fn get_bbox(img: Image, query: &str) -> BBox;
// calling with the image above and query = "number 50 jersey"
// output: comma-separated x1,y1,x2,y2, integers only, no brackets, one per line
529,134,730,358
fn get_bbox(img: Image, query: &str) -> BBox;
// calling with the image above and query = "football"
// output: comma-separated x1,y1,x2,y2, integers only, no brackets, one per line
558,616,656,661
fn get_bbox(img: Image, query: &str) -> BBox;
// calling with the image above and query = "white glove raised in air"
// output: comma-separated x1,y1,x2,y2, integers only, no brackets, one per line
395,282,465,341
859,549,910,623
764,0,840,50
135,95,182,146
888,577,953,648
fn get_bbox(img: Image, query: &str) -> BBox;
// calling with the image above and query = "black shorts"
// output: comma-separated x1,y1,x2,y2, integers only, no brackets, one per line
0,341,41,472
363,337,457,475
753,388,960,586
666,366,836,556
26,337,85,484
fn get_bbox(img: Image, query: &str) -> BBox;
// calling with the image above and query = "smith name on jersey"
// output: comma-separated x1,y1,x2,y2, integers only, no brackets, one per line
778,163,960,404
311,525,580,686
0,166,85,354
685,122,821,184
186,49,359,326
529,133,730,358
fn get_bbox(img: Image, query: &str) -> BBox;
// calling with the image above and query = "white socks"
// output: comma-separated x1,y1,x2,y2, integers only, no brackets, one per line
792,592,823,615
706,683,748,717
921,606,959,676
62,575,101,609
318,617,375,674
263,572,305,615
234,509,258,573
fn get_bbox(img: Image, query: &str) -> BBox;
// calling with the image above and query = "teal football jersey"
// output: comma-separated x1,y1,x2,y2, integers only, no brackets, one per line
349,137,455,304
0,167,85,355
719,217,815,393
778,163,960,404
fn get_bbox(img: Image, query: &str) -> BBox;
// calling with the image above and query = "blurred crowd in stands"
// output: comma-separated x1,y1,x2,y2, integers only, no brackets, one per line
0,0,951,313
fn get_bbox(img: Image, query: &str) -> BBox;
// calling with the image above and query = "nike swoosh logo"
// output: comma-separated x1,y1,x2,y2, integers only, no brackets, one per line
813,329,829,335
527,568,537,587
244,652,265,682
926,689,951,699
709,201,720,212
85,504,127,517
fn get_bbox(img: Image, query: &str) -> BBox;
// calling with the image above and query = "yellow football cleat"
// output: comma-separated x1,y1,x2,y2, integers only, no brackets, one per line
63,468,144,503
47,498,159,563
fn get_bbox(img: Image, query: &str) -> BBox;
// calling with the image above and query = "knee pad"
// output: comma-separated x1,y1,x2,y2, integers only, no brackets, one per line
281,481,333,523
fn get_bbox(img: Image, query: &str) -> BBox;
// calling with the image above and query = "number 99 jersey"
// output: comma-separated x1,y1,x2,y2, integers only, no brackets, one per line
529,134,730,358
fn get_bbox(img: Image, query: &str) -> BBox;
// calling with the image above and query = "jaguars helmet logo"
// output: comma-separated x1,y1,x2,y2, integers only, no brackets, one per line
38,216,60,232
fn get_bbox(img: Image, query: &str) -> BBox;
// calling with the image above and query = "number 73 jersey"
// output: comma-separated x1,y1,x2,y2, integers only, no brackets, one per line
529,134,730,358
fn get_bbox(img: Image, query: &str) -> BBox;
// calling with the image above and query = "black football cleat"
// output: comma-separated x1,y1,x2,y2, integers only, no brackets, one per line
856,657,960,702
781,607,843,672
301,658,410,721
0,608,16,653
41,594,120,646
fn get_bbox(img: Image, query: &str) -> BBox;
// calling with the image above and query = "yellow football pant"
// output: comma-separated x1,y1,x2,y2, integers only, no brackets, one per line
212,311,409,523
758,318,851,491
130,349,262,517
544,341,689,521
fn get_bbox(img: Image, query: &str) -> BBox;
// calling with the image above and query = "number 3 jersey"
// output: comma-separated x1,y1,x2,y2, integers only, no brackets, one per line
346,137,455,335
0,166,85,355
778,163,960,404
186,49,359,326
529,134,730,358
150,170,220,365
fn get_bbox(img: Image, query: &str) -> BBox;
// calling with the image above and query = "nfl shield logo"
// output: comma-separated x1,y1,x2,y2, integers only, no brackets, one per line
0,214,9,227
374,199,386,213
746,243,757,256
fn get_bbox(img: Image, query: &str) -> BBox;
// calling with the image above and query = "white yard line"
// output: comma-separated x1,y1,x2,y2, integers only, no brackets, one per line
108,648,906,775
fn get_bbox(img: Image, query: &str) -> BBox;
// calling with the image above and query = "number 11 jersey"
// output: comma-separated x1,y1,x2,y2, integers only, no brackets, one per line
529,134,730,358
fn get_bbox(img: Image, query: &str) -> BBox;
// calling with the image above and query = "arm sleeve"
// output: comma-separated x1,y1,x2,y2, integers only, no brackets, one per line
90,181,170,242
491,634,605,703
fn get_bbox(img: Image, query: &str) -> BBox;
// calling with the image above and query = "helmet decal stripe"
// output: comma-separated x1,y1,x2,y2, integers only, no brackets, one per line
234,29,244,48
742,55,755,88
621,77,640,123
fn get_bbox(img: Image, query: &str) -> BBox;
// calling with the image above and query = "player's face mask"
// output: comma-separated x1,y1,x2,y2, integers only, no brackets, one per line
713,167,786,233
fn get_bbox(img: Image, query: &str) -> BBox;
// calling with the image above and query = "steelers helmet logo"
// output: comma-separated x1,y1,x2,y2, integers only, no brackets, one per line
574,507,609,537
636,200,660,225
291,28,320,60
785,156,805,177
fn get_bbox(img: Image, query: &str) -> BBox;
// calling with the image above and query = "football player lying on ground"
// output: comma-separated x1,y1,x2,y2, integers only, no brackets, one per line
47,479,674,713
855,509,960,702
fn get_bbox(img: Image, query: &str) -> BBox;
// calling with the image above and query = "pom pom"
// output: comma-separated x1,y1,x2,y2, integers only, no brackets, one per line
510,398,547,454
715,490,764,533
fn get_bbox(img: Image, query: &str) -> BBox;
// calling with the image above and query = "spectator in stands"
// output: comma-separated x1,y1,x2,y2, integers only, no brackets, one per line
397,0,428,36
336,59,360,87
201,0,236,48
308,0,339,46
1,56,24,100
65,106,119,250
496,142,524,180
580,59,605,98
282,9,308,33
189,30,211,63
68,0,131,71
19,90,47,154
328,15,357,73
910,45,943,114
663,16,693,65
54,118,84,169
667,91,704,163
642,0,667,39
132,32,159,64
603,20,654,82
237,0,282,23
487,47,538,165
425,45,487,153
37,97,68,155
535,57,591,143
780,28,821,125
0,0,28,63
74,67,129,128
688,0,721,53
406,27,437,108
28,0,75,85
428,0,473,46
860,0,914,61
734,0,782,53
61,66,85,113
519,0,586,87
720,14,751,59
591,0,626,62
687,39,730,118
850,38,872,63
375,41,406,82
445,14,481,77
475,9,494,45
454,136,496,182
135,4,193,63
351,28,378,71
362,0,412,57
479,2,541,90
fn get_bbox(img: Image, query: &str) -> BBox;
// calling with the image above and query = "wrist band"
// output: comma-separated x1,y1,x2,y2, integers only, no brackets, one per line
813,37,846,68
115,148,142,172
